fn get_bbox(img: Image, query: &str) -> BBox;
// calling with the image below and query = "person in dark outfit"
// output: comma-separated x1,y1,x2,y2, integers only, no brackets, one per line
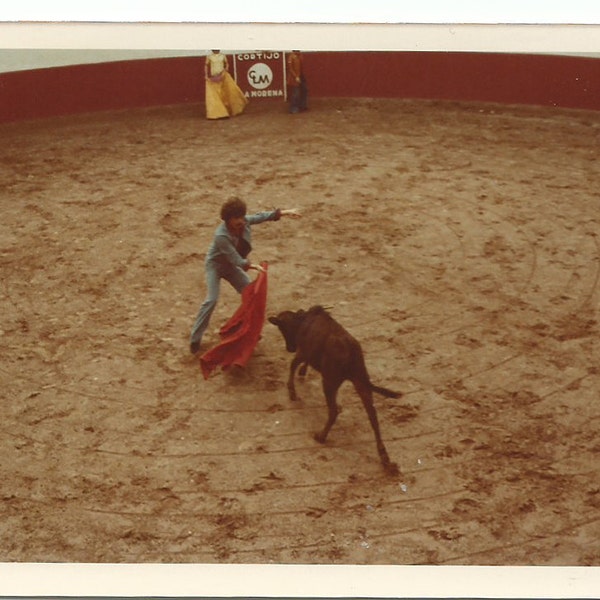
286,50,308,114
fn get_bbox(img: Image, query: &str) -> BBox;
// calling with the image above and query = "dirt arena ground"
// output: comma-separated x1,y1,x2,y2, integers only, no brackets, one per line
1,97,599,566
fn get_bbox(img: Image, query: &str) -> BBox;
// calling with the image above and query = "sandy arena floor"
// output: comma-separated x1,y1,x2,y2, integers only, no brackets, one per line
0,97,599,565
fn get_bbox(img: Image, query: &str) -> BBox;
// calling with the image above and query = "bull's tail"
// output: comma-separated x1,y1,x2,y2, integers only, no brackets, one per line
370,383,403,399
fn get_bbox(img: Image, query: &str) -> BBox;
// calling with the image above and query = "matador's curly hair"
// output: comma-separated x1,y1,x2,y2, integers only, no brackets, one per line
220,197,247,221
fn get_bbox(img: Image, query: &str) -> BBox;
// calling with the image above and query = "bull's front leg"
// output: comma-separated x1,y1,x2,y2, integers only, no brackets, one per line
287,354,304,402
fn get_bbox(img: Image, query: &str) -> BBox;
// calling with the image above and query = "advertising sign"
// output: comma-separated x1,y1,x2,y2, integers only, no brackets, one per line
233,51,287,101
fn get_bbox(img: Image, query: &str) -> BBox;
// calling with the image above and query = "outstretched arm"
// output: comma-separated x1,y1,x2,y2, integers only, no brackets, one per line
245,209,301,269
246,208,302,225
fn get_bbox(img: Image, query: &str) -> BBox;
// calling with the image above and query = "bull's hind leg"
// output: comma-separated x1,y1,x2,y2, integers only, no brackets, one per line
314,378,342,444
287,354,304,401
354,380,399,475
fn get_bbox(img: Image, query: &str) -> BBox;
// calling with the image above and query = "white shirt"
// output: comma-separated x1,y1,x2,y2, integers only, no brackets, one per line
206,53,227,77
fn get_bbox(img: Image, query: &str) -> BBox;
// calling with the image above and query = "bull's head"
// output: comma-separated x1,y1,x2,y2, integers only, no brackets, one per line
268,309,306,353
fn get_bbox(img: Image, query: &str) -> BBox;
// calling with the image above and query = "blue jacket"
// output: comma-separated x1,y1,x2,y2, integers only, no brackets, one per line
205,209,281,270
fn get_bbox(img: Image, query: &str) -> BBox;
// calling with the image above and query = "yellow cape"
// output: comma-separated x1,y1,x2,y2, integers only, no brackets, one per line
205,72,248,119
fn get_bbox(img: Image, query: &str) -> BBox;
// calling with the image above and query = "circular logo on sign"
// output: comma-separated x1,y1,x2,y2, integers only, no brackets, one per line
247,63,273,90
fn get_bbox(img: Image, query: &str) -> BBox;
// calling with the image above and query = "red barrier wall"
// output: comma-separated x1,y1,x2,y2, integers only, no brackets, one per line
302,52,600,110
1,51,599,123
0,56,203,122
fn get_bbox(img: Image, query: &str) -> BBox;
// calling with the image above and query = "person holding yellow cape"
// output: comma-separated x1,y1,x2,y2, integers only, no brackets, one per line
204,50,248,120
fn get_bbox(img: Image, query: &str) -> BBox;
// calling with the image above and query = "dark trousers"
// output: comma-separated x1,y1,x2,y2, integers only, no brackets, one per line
288,76,308,113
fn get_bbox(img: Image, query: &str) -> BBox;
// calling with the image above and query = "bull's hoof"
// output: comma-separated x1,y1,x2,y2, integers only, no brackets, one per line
313,432,327,444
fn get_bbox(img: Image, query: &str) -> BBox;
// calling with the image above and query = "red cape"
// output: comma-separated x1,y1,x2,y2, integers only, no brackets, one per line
200,262,268,379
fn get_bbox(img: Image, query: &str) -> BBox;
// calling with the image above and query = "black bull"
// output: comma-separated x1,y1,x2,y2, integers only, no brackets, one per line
268,305,402,475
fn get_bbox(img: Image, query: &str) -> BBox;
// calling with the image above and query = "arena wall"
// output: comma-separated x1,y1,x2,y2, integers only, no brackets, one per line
1,51,599,123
